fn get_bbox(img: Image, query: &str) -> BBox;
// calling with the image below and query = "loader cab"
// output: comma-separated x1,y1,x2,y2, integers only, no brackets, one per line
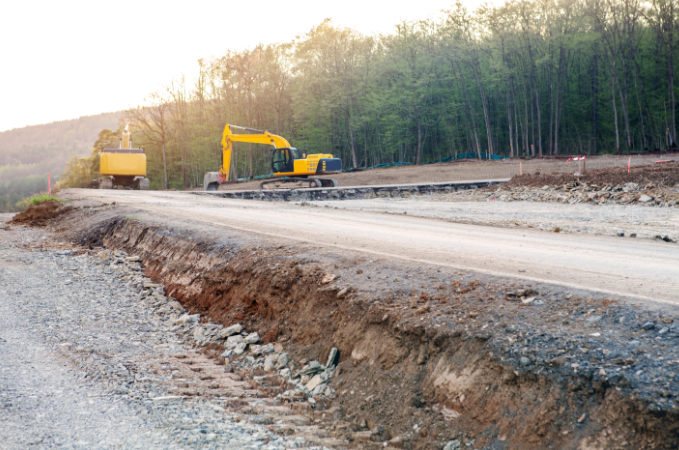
272,147,306,173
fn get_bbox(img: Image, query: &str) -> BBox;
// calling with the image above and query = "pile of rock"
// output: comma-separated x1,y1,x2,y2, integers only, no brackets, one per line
281,348,339,402
441,181,679,207
216,324,340,402
98,248,340,405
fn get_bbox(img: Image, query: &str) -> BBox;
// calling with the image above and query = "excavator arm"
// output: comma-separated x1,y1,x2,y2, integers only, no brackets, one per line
218,125,291,181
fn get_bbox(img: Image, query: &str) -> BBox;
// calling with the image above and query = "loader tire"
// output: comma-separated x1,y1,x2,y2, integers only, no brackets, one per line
138,178,150,190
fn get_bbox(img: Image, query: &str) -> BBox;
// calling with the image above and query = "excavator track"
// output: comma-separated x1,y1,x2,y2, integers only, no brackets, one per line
259,177,338,190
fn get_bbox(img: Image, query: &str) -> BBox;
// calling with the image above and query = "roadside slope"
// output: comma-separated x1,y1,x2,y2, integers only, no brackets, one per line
63,189,679,305
27,196,679,450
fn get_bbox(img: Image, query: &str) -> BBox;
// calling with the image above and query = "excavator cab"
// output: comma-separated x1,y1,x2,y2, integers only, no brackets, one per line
272,148,306,174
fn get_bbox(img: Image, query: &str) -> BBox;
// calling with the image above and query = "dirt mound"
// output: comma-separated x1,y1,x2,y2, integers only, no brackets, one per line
11,200,73,227
505,161,679,188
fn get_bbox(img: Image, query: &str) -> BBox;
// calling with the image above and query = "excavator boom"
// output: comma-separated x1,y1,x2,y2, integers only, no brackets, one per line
219,125,291,181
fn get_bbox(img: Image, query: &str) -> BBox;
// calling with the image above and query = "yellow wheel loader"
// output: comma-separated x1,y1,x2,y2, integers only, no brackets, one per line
99,126,149,190
204,125,342,191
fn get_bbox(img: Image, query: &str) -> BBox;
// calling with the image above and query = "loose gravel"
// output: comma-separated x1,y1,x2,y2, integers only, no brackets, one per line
307,198,679,241
0,222,312,450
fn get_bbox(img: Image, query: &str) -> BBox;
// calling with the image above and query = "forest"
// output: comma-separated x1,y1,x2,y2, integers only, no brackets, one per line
119,0,679,189
0,112,120,211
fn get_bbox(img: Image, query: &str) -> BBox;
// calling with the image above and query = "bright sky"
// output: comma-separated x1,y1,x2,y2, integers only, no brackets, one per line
0,0,498,132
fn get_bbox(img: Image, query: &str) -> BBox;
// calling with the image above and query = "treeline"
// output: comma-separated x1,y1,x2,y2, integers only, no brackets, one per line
122,0,679,188
0,112,120,211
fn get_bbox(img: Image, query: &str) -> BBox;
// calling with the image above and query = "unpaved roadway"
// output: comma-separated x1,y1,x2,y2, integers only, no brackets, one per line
311,197,679,242
64,189,679,305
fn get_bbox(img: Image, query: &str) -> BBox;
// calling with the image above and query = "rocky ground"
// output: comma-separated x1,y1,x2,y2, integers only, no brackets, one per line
3,188,679,449
0,216,332,450
437,180,679,208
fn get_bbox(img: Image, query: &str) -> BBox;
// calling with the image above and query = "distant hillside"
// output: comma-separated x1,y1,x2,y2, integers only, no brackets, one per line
0,111,122,212
0,111,122,183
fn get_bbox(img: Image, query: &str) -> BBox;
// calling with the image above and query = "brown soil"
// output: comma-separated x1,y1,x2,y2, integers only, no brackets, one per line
58,214,678,450
209,154,676,191
11,200,73,227
503,161,679,189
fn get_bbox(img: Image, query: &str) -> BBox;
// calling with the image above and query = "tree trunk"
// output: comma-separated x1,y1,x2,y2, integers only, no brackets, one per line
416,121,422,165
535,83,543,156
592,49,599,154
507,84,514,158
611,63,621,152
347,109,359,168
452,58,482,159
514,89,520,157
548,43,555,155
471,54,494,156
670,1,676,145
162,142,168,190
631,61,647,150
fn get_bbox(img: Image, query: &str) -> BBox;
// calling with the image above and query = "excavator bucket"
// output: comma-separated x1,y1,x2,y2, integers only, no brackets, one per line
204,172,221,191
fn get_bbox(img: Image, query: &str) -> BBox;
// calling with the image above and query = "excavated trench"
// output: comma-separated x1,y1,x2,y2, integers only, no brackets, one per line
66,213,678,450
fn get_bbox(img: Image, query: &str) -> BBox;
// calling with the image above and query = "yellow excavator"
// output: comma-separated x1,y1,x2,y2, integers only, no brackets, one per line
204,125,342,191
99,125,149,190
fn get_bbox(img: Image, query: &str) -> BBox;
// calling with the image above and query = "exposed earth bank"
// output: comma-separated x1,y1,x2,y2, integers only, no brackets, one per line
7,197,678,450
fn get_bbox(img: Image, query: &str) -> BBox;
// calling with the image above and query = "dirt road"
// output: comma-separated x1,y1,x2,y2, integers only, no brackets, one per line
311,197,679,241
65,189,679,305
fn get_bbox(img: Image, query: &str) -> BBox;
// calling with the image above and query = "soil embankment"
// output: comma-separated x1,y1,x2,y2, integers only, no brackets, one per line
213,154,675,192
26,196,677,450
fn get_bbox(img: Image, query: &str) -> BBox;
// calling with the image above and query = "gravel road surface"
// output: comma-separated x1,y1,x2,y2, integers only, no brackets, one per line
0,219,309,450
63,189,679,305
309,198,679,241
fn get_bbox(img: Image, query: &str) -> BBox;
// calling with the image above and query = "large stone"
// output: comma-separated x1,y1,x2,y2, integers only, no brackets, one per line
311,383,327,397
174,314,199,325
217,324,243,339
443,440,461,450
638,194,653,203
193,326,206,340
250,345,263,356
260,343,275,354
306,374,325,391
233,342,247,355
264,354,278,372
276,352,289,369
298,361,323,376
225,335,244,349
326,347,339,367
244,332,260,344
